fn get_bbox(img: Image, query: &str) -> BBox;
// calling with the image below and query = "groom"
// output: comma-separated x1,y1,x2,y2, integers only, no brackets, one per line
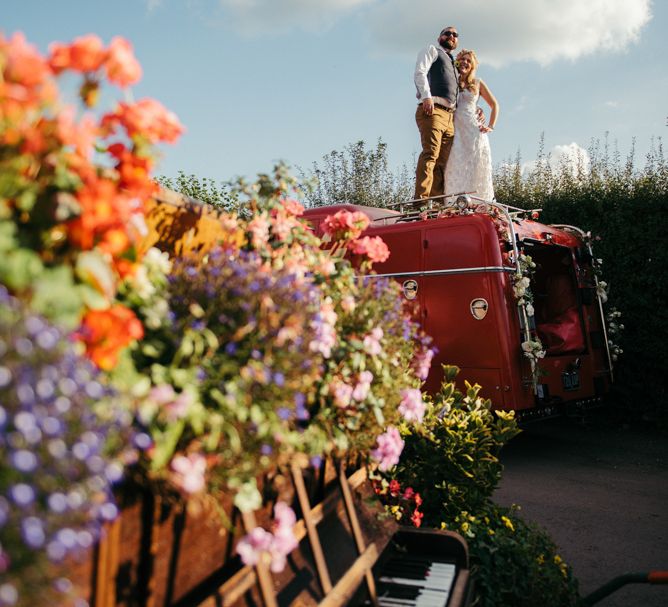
413,26,459,200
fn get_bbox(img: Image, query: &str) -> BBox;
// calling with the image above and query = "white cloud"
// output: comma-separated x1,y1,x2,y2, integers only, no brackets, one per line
365,0,652,67
522,142,590,176
605,100,620,108
216,0,652,67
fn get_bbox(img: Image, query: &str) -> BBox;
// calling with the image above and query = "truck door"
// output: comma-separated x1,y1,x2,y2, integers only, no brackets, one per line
421,220,507,404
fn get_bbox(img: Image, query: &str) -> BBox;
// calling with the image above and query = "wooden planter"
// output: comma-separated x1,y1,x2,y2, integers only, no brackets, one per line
68,460,393,607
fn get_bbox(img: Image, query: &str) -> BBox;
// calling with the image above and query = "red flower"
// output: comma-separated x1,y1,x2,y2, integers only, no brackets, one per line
411,509,424,528
77,304,144,370
403,487,415,500
389,479,401,497
105,37,142,88
414,493,423,507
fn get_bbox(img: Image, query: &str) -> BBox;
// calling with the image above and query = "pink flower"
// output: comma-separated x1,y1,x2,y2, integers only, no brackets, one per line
398,388,426,423
103,98,184,143
371,426,404,471
403,487,415,500
271,211,296,242
236,527,273,567
273,501,297,531
341,295,356,313
281,198,305,216
248,215,270,247
363,327,383,356
321,210,370,241
352,370,373,402
237,503,298,573
106,36,142,87
413,347,435,381
348,236,390,263
170,453,207,494
332,380,354,408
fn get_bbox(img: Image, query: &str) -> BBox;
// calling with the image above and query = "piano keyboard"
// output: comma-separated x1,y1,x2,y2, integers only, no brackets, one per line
376,556,457,607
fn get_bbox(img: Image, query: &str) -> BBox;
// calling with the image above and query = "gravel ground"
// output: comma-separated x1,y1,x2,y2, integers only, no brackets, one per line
493,411,668,607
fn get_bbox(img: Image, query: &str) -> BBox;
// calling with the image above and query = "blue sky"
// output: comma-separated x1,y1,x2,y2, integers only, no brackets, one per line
5,0,665,184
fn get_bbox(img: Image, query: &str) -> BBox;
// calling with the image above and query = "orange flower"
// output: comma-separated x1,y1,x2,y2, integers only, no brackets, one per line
4,32,50,87
78,304,144,370
50,34,106,73
57,106,98,158
68,177,133,251
108,142,156,199
105,37,142,88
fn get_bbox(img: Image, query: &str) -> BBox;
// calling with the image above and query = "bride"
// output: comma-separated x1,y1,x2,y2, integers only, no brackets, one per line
444,49,499,201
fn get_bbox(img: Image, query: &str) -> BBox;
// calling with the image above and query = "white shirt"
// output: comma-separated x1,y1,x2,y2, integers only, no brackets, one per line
414,42,457,108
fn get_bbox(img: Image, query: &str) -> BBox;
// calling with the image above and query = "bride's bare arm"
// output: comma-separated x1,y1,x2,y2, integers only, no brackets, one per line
478,79,499,133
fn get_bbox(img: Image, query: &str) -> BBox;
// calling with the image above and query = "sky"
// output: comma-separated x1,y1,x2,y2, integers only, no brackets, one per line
4,0,666,185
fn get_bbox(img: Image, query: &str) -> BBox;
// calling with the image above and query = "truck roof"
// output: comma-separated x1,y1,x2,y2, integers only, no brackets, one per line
302,203,585,249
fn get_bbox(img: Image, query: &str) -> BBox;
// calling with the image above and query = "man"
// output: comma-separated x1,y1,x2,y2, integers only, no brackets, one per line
413,26,459,200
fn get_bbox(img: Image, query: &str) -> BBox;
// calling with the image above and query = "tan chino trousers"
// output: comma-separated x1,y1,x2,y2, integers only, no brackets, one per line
414,105,455,199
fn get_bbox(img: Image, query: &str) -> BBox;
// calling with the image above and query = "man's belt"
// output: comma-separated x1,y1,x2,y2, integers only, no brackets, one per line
434,103,455,113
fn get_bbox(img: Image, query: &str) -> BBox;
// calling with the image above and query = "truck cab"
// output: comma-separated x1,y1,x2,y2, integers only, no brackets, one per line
304,197,613,419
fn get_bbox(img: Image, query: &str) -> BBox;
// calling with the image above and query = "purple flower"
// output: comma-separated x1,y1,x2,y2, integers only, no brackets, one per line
10,484,35,507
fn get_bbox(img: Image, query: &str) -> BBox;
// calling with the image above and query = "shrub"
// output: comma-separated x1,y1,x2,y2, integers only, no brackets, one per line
392,366,519,522
378,366,579,606
450,504,579,607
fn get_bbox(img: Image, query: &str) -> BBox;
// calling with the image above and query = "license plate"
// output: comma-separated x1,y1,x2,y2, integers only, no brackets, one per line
562,370,580,391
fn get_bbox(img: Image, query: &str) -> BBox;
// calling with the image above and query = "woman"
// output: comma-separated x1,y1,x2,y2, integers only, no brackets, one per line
444,49,499,201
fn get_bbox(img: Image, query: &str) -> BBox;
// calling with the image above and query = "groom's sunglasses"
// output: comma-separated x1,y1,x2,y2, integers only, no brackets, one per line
442,31,458,38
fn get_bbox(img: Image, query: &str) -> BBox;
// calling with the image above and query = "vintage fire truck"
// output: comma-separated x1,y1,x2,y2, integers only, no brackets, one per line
303,195,614,419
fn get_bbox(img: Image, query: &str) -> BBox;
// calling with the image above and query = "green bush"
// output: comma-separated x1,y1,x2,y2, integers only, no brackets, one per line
381,366,579,606
455,505,579,607
394,365,519,521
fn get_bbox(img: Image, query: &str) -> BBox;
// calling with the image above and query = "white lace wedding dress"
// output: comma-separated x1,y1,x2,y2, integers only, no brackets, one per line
444,87,494,201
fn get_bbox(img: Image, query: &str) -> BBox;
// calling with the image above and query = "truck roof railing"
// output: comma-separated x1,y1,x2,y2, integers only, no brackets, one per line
380,193,541,224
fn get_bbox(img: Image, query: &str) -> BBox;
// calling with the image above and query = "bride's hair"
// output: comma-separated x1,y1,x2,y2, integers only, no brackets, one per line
455,49,479,93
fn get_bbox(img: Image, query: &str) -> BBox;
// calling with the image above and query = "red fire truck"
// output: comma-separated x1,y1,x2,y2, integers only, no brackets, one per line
303,195,614,419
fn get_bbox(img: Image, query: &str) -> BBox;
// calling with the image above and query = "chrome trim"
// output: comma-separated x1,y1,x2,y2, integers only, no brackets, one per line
365,266,514,279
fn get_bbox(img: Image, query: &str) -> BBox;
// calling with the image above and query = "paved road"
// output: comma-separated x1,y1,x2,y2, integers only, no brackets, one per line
493,412,668,607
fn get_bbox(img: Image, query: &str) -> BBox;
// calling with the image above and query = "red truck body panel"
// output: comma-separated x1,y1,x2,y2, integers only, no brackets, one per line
304,203,612,414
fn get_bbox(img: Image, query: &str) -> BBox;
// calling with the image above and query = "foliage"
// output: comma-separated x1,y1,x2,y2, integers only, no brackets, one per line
494,135,668,422
115,163,434,512
0,31,183,605
0,289,138,606
449,504,579,607
377,366,579,606
156,171,239,212
0,30,182,346
389,366,520,521
299,139,414,208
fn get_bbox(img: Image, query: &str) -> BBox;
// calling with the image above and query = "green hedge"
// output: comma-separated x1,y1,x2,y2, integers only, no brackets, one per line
495,140,668,423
